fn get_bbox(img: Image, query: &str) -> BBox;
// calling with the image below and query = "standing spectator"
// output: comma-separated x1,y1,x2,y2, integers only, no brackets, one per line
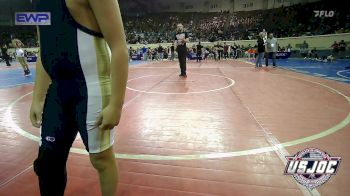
1,43,12,66
231,43,238,59
265,33,277,67
204,48,210,60
164,48,169,60
152,48,158,61
157,44,164,61
217,42,224,60
261,29,267,43
331,41,339,58
213,45,219,61
129,47,133,61
192,44,197,54
256,32,265,68
148,48,152,61
196,41,203,62
223,42,229,59
286,44,292,52
300,41,308,58
170,44,175,61
142,45,148,61
339,40,346,58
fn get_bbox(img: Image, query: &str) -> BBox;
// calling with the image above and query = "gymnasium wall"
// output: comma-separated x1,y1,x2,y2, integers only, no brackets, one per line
129,0,322,13
230,33,350,50
8,33,350,54
126,33,350,50
233,0,264,12
150,0,233,13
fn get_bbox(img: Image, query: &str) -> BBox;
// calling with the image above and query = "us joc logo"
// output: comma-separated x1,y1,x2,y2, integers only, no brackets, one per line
284,148,341,190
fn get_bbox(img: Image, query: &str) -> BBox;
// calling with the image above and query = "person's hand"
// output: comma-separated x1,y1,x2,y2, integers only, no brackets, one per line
30,100,44,128
95,104,122,131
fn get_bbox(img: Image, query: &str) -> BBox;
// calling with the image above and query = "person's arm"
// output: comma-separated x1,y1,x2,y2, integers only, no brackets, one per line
30,27,51,128
174,34,178,48
184,32,189,43
19,40,25,48
88,0,129,130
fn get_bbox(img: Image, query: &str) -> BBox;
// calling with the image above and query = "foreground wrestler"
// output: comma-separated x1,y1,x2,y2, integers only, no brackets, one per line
30,0,128,195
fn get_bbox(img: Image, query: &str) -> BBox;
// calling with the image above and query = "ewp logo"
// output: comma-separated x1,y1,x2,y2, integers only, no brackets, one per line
15,12,51,25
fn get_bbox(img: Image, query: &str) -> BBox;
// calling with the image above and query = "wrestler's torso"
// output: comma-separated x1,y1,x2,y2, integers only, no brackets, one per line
35,0,111,104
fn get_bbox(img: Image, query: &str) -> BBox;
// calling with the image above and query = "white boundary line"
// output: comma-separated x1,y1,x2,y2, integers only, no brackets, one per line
126,73,235,95
239,62,321,196
337,70,350,80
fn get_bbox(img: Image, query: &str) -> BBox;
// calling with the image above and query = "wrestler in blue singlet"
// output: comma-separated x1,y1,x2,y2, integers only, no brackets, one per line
34,1,114,195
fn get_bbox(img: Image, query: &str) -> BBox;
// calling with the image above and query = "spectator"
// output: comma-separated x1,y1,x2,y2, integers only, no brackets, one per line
1,43,12,66
256,32,265,68
300,41,309,58
339,40,346,58
331,41,339,57
265,33,277,67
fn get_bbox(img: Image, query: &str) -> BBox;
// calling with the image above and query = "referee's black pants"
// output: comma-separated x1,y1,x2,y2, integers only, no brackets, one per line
177,46,187,75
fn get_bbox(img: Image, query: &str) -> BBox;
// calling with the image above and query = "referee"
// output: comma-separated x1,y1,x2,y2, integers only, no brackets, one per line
174,23,189,77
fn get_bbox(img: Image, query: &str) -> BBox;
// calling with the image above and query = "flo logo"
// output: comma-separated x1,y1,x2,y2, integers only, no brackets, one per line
314,10,334,18
284,148,341,189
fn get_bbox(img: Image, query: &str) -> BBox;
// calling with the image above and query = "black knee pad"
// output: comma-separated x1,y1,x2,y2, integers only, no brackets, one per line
34,147,67,176
33,147,68,196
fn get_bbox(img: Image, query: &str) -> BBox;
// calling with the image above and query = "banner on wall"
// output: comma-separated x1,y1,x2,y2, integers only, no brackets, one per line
271,52,292,59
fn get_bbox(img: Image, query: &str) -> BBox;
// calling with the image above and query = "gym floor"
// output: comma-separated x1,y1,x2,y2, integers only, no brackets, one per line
0,59,349,196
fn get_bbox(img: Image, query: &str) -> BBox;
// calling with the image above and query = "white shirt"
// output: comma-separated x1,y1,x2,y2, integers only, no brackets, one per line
16,48,24,57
